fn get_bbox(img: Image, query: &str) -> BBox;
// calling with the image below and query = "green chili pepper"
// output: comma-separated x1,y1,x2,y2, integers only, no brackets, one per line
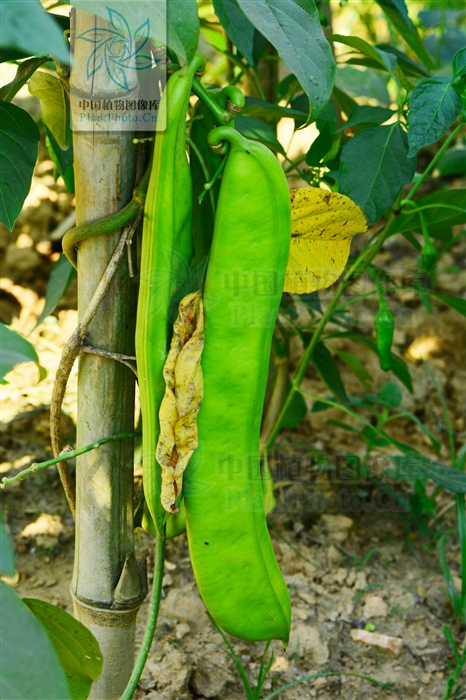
183,126,292,643
375,306,395,372
136,54,206,539
190,86,245,274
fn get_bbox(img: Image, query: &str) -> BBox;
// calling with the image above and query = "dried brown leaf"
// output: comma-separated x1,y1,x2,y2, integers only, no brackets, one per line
157,291,204,513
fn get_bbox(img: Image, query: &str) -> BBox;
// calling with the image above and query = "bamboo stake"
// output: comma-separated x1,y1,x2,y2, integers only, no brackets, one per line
69,9,145,698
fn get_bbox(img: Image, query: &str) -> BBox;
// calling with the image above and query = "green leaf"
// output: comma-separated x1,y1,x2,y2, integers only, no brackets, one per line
305,121,330,165
311,340,349,405
200,26,227,53
333,85,359,117
0,582,71,700
277,73,301,102
252,30,269,66
0,0,70,64
242,96,307,120
339,123,416,226
0,513,15,578
235,115,285,155
407,78,463,157
335,65,391,105
374,0,434,70
0,101,40,230
279,381,308,430
430,293,466,318
213,0,255,65
28,71,68,150
0,48,31,62
46,128,74,193
316,100,339,135
0,56,48,102
434,27,466,64
375,44,431,77
166,0,200,62
331,34,398,77
390,454,466,493
452,47,466,80
237,0,335,119
299,291,322,314
436,148,466,177
378,381,402,408
391,190,466,235
395,411,441,453
35,255,76,328
437,537,461,616
333,348,373,390
419,9,466,29
343,56,390,72
341,105,395,131
0,323,45,384
24,599,103,699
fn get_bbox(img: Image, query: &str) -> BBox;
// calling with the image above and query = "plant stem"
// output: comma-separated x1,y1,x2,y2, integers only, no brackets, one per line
120,532,166,700
260,354,289,450
1,432,142,488
205,611,253,698
224,51,265,100
199,156,227,205
186,136,216,214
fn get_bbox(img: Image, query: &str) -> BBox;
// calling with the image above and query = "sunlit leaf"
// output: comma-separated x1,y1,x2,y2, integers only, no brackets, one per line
24,599,102,700
28,71,68,150
0,56,48,102
0,583,71,700
284,188,367,294
35,255,76,328
0,323,45,384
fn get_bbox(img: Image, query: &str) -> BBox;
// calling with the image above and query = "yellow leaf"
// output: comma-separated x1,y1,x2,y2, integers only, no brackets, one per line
157,291,204,514
284,188,367,294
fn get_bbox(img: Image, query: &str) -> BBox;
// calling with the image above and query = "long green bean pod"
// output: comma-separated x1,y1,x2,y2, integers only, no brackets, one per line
190,86,244,272
136,54,206,538
143,86,245,541
183,127,292,643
